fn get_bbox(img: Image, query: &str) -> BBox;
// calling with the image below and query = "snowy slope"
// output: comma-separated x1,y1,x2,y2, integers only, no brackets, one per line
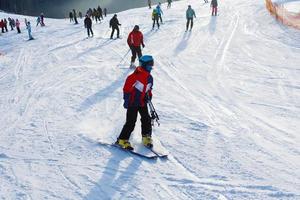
1,0,300,199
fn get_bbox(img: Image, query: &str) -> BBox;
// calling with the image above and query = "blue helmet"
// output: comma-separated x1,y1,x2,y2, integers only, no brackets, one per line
139,55,154,72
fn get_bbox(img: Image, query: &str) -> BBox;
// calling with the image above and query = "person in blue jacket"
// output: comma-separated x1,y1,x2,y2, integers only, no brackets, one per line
186,5,196,31
156,3,163,23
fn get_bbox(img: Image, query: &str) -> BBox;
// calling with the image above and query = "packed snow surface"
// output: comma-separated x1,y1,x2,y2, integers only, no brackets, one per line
0,0,300,199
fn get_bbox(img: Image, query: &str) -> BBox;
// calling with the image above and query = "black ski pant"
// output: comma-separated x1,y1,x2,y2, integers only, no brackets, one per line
159,14,163,23
130,46,142,63
152,18,160,29
17,27,21,33
87,27,93,37
118,106,152,140
110,27,120,38
186,18,193,30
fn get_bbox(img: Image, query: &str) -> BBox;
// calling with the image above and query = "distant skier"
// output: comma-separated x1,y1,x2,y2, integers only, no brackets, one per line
0,20,4,33
16,19,21,33
36,16,41,26
97,6,103,20
69,12,74,22
127,25,145,68
73,9,78,24
26,21,34,40
211,0,218,16
8,18,14,30
109,14,121,39
84,15,93,37
116,55,155,150
40,13,45,26
148,0,152,9
152,9,160,29
186,5,196,31
156,3,163,23
79,11,83,19
167,0,172,8
104,8,107,17
3,19,8,32
204,0,208,3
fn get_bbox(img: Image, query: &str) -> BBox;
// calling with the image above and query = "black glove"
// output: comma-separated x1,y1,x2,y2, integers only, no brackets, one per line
142,43,145,48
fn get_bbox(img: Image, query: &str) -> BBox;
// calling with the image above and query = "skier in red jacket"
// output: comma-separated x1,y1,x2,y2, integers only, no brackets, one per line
127,25,145,68
116,55,154,150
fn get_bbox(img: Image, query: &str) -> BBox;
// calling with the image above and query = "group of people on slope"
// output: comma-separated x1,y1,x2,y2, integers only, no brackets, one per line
0,18,22,34
0,17,36,40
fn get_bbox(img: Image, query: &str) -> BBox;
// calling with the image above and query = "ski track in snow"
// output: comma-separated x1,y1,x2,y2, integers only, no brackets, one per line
1,0,300,199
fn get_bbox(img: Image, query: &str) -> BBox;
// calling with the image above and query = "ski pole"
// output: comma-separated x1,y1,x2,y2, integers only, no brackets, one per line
146,93,160,126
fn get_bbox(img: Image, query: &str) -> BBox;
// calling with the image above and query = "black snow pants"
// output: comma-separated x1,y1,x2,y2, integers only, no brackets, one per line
130,46,142,63
118,106,152,140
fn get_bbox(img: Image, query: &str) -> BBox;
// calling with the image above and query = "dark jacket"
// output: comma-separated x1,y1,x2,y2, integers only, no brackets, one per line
110,16,120,28
84,17,92,28
211,0,218,7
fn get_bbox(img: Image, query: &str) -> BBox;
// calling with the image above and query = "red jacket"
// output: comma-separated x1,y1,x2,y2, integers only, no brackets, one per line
123,66,153,108
0,21,4,28
127,30,144,47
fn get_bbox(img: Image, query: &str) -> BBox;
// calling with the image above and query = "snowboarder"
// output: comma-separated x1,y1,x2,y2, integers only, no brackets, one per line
186,5,196,31
116,55,155,150
148,0,152,9
109,14,121,39
167,0,172,8
16,19,21,33
152,9,160,29
156,3,163,23
26,21,34,40
127,25,145,68
73,9,78,24
211,0,218,16
84,15,93,37
69,12,74,22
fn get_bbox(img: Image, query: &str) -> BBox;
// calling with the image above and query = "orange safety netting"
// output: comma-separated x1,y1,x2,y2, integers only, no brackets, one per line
265,0,300,29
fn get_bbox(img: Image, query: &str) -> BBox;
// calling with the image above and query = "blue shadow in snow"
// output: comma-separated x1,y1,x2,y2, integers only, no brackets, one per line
77,68,131,112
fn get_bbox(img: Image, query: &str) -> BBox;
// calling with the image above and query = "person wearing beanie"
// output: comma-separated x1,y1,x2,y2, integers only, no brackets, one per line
116,55,155,150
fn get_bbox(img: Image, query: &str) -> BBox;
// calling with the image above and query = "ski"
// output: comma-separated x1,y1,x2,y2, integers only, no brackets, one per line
146,147,168,159
97,141,158,159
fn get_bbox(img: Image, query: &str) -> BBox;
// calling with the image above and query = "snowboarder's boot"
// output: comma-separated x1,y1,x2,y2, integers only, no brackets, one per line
116,139,134,150
142,135,153,148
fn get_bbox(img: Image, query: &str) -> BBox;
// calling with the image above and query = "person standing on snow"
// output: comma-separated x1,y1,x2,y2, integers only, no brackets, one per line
167,0,172,8
69,11,74,22
40,13,45,26
84,15,93,37
116,55,155,150
204,0,208,3
148,0,152,9
0,20,4,33
16,19,21,33
156,3,163,23
127,25,145,68
109,14,121,39
3,19,8,32
186,5,196,31
26,21,34,40
211,0,218,16
36,16,41,26
73,9,78,24
104,8,107,17
152,8,160,29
